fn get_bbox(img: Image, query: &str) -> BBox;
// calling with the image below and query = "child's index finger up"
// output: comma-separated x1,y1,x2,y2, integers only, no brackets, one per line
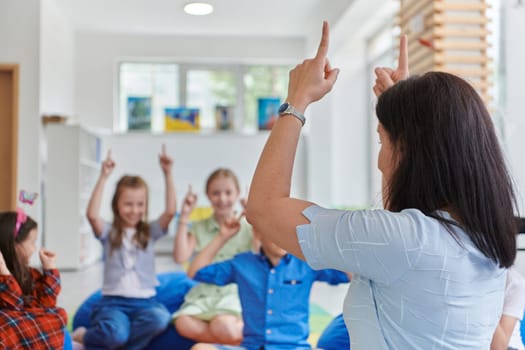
236,211,245,221
106,149,112,161
161,143,167,155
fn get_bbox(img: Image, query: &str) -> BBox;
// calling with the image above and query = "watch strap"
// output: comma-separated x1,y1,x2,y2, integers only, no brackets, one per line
279,103,306,126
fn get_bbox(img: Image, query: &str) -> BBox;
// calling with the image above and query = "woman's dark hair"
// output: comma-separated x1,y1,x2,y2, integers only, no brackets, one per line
0,211,37,295
376,71,518,268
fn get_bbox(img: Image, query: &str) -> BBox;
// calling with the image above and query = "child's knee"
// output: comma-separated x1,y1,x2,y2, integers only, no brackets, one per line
174,315,194,336
209,315,242,343
151,306,171,325
107,333,129,348
137,306,171,333
98,321,129,348
191,344,217,350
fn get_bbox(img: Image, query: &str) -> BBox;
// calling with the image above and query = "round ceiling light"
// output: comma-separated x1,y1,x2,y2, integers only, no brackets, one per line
184,2,214,16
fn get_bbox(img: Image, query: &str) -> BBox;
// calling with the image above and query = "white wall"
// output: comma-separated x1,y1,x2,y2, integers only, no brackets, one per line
303,0,398,208
0,0,41,223
503,3,525,214
40,0,75,117
330,41,371,208
97,132,307,223
503,3,525,277
75,32,305,130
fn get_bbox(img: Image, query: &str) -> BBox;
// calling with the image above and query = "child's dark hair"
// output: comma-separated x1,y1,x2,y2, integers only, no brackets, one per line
0,211,37,295
110,175,150,253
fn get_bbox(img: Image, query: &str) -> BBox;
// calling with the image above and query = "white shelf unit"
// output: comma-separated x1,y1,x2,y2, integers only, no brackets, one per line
45,124,103,270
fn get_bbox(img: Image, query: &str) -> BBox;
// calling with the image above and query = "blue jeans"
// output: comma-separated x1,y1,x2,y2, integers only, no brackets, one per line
83,295,171,350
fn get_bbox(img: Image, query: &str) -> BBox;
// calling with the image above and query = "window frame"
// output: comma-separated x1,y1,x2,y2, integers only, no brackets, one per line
115,60,292,133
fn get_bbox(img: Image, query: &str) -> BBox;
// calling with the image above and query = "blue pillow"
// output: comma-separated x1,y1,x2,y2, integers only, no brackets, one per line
317,314,350,350
63,329,72,350
72,271,197,350
521,308,525,346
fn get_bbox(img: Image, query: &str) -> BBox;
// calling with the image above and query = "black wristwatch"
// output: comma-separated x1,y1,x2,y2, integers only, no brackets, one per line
278,102,306,126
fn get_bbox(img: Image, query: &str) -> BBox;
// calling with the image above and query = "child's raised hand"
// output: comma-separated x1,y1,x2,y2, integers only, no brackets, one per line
181,185,198,218
101,150,116,178
0,250,10,275
159,144,173,174
39,248,57,270
219,216,242,240
239,198,248,217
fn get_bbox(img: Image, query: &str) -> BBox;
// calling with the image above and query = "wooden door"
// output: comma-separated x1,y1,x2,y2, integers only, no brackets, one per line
0,64,19,211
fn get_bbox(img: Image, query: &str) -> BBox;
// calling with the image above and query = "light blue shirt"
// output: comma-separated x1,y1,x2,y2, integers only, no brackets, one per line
97,220,167,296
297,205,506,350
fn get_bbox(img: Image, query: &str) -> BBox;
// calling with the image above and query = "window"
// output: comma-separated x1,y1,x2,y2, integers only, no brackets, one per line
118,62,291,133
186,68,237,130
119,63,180,132
243,66,291,131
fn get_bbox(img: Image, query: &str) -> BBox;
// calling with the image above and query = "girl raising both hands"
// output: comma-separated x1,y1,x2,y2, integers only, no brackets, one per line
172,168,253,345
73,145,177,350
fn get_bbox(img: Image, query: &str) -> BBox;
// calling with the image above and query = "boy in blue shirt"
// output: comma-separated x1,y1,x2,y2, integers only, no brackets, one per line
186,216,349,350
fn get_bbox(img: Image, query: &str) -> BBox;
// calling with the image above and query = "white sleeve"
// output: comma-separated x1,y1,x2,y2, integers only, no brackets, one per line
503,267,525,320
296,205,426,285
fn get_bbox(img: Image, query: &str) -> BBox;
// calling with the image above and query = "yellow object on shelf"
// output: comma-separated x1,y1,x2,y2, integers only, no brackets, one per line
164,107,200,131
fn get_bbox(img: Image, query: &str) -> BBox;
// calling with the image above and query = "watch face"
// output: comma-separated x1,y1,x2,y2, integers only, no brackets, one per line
278,102,289,114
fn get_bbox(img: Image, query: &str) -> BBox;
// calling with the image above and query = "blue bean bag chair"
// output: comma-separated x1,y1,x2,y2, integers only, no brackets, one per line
72,271,197,350
63,329,73,350
317,313,350,350
521,308,525,346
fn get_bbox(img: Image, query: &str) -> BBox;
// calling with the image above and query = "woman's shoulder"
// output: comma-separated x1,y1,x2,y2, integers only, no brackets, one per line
305,205,443,235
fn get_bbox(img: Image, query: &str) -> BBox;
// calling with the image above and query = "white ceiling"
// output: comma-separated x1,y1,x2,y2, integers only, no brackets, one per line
57,0,353,38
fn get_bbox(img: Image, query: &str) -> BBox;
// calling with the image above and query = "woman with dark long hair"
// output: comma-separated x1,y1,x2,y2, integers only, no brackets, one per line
247,22,518,349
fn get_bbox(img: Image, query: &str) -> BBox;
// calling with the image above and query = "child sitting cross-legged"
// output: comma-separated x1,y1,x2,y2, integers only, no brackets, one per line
188,217,350,350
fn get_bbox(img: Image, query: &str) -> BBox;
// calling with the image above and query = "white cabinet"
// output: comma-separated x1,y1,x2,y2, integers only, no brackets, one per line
44,124,103,270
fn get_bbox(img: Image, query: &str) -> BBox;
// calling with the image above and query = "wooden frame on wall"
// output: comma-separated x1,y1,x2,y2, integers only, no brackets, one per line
398,0,492,104
0,64,19,210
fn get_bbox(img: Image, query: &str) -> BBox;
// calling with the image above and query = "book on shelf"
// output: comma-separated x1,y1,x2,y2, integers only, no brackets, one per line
127,96,152,130
258,97,280,130
164,107,200,131
215,105,235,130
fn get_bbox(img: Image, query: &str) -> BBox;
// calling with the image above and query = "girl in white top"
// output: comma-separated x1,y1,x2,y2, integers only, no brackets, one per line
247,22,519,350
